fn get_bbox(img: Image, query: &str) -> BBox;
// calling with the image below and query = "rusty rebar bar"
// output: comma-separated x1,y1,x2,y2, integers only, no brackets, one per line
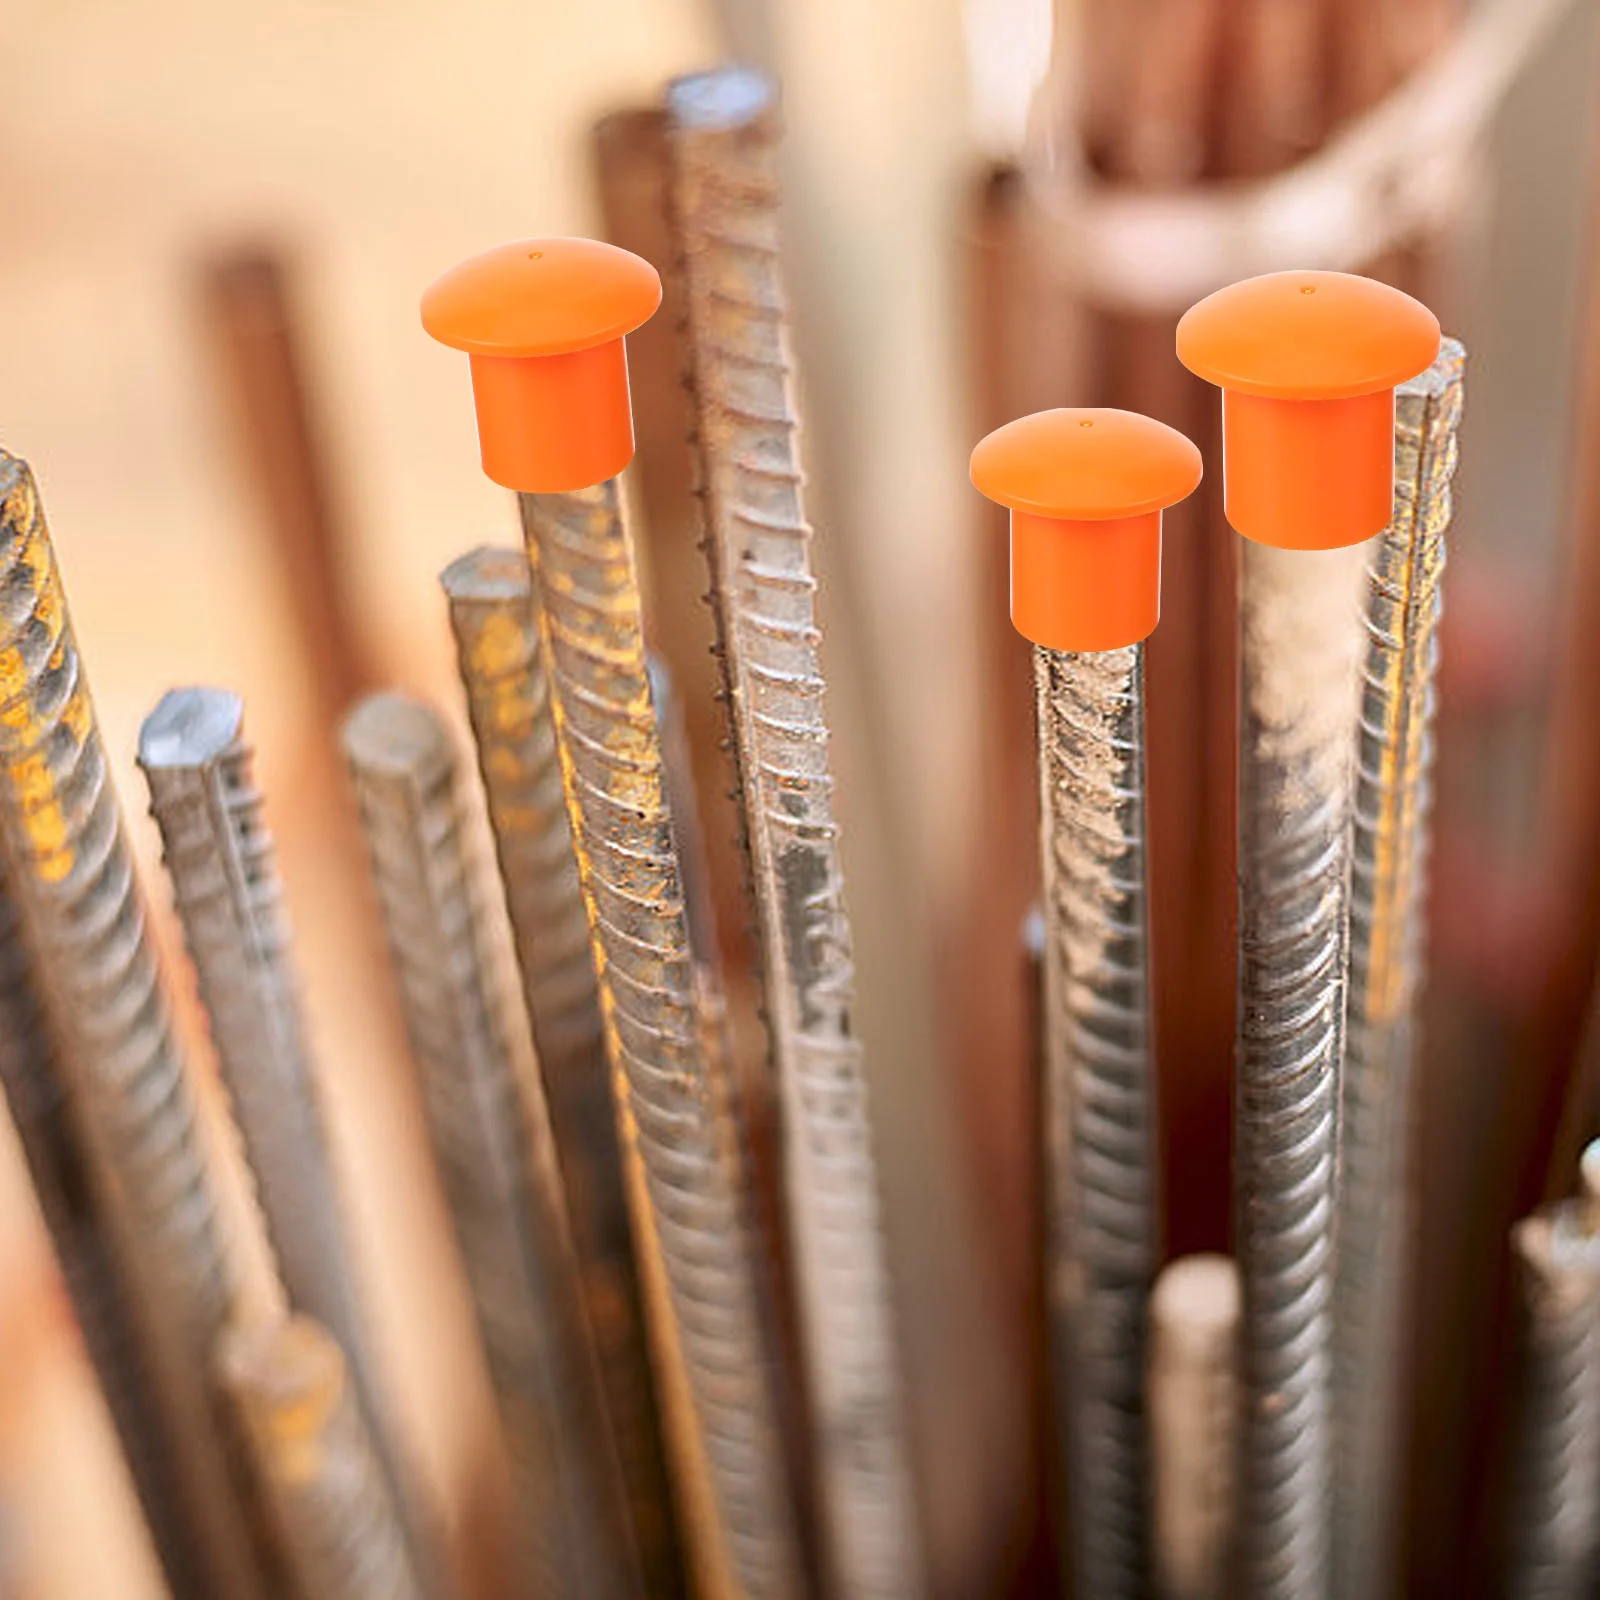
1032,641,1157,1599
439,547,683,1596
0,863,211,1599
1333,340,1465,1600
1234,534,1369,1599
667,65,922,1600
343,690,642,1599
1149,1254,1240,1600
0,450,270,1598
218,1314,425,1600
1503,1203,1600,1599
518,480,805,1598
136,686,437,1590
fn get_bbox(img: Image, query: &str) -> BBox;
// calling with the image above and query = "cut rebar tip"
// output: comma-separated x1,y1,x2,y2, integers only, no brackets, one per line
218,1314,425,1600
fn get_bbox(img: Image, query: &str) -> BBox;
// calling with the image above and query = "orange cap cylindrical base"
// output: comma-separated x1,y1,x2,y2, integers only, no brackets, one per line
1222,387,1395,550
468,340,635,492
1011,509,1161,652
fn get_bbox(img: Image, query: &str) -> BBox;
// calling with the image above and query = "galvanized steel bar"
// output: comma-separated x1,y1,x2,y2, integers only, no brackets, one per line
0,451,270,1599
440,547,683,1596
667,65,921,1600
1234,533,1369,1599
343,690,641,1600
1033,641,1157,1599
1333,340,1465,1600
518,480,806,1599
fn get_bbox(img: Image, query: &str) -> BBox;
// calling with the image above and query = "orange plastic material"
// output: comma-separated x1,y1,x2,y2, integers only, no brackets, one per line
970,408,1202,652
1176,270,1440,550
421,237,662,492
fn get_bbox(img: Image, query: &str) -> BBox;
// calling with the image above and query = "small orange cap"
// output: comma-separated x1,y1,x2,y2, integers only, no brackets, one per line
422,238,662,492
970,408,1202,652
1177,270,1440,549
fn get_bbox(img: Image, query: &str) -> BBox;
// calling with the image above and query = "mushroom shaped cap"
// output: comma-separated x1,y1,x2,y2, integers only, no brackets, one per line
422,238,661,359
971,408,1202,520
1176,270,1439,400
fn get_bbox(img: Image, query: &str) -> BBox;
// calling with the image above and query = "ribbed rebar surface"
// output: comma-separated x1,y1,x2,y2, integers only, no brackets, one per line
220,1314,425,1600
0,451,267,1598
441,547,680,1595
1504,1206,1600,1600
1034,642,1156,1599
344,690,639,1599
668,64,921,1600
1235,535,1369,1599
0,866,209,1599
519,482,805,1599
1333,341,1465,1600
1149,1254,1240,1600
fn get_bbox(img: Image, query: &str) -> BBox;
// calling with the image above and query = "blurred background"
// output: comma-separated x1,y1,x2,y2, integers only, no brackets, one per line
0,0,1595,1595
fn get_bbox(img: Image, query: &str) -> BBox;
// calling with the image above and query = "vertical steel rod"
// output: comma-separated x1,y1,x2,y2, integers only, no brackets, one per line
1149,1254,1240,1600
440,547,683,1596
219,1314,426,1600
1503,1203,1600,1599
1033,641,1158,1599
343,690,641,1600
667,65,922,1600
136,685,437,1590
0,451,270,1599
1333,340,1465,1600
1234,533,1369,1598
0,864,211,1598
518,480,806,1599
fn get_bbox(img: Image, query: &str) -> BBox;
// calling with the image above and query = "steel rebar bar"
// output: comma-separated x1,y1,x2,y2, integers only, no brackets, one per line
343,689,641,1599
136,685,438,1590
666,64,922,1600
1032,640,1158,1599
1503,1203,1600,1600
518,479,806,1599
0,863,211,1599
1235,533,1370,1599
1333,340,1465,1600
218,1314,426,1600
1149,1254,1240,1600
0,450,270,1599
440,547,682,1596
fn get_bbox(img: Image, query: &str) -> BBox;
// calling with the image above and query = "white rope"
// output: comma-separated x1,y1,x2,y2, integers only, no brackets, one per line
1027,0,1580,312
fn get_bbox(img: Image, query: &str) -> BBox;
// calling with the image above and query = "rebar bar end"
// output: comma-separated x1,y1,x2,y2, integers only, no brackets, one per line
341,692,452,788
422,238,660,493
138,687,246,771
1177,271,1440,550
970,406,1200,651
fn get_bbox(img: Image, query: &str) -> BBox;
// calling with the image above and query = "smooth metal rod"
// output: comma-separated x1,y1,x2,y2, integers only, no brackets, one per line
519,481,805,1599
668,64,922,1600
343,690,641,1599
1149,1254,1240,1600
1034,641,1158,1600
440,547,683,1596
1333,340,1465,1600
1235,534,1369,1598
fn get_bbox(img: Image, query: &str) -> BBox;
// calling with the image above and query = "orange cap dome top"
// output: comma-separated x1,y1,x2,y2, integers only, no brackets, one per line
1177,271,1441,551
422,238,662,493
1176,271,1439,400
971,408,1202,653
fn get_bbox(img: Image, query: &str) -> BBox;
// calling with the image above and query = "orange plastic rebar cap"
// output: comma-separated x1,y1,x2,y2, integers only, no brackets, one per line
422,237,662,492
1177,270,1440,549
970,408,1202,652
